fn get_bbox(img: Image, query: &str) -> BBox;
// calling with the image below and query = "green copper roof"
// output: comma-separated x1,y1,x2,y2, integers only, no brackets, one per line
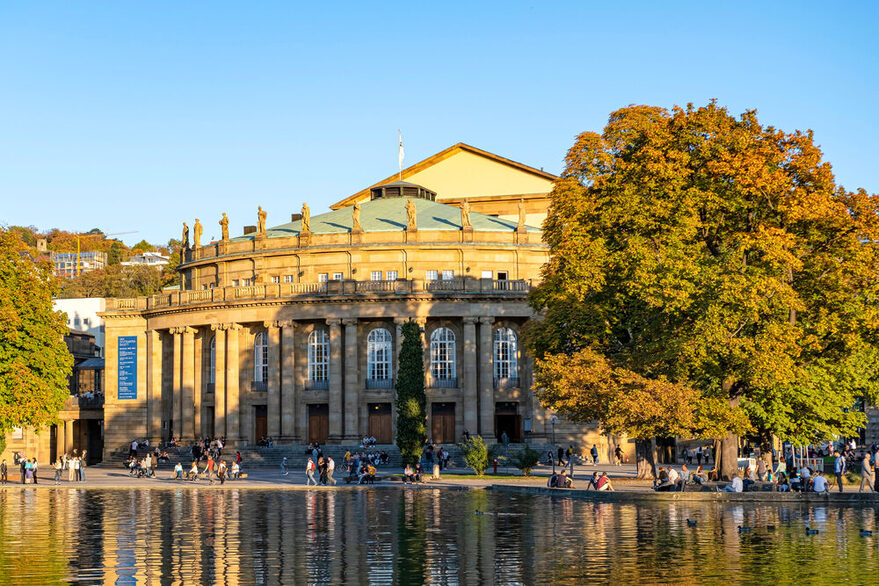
231,197,539,241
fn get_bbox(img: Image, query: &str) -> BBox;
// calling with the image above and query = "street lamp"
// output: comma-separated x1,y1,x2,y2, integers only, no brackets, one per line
550,414,558,474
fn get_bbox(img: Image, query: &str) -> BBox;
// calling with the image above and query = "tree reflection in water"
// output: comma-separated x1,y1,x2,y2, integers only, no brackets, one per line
0,488,877,583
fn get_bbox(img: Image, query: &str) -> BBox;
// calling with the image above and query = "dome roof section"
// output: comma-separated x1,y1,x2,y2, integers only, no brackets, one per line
230,197,539,241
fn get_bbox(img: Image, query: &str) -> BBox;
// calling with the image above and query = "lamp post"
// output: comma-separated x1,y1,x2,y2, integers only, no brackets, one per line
550,415,558,475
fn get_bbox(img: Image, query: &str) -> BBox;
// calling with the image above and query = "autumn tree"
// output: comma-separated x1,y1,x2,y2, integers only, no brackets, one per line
0,229,72,434
395,320,427,465
527,102,879,479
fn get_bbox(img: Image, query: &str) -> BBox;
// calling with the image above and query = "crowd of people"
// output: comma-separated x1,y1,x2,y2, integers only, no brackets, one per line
0,451,89,485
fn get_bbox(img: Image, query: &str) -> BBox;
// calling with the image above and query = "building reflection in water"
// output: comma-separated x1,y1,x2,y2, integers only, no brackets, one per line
0,488,879,583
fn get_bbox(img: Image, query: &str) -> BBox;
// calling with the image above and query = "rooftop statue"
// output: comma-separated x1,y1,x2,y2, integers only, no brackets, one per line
219,213,229,242
406,198,417,231
461,200,472,230
301,203,311,234
193,218,202,248
257,206,267,235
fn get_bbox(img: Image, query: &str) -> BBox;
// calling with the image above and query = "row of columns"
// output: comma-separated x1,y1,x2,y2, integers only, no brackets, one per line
146,315,501,444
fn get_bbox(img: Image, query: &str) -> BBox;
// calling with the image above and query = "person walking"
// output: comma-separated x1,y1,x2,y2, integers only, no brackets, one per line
860,453,875,493
834,450,846,493
318,457,328,485
80,451,87,481
327,457,336,486
74,456,82,482
205,455,215,484
68,457,76,482
20,457,27,484
306,458,317,486
0,460,6,485
591,444,599,466
217,461,227,485
31,458,38,484
614,446,624,466
54,460,62,484
281,456,289,475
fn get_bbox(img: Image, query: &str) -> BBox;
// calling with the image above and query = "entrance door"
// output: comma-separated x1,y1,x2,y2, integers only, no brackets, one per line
431,402,456,443
49,425,58,464
254,405,268,443
368,403,392,444
308,404,329,444
495,402,521,442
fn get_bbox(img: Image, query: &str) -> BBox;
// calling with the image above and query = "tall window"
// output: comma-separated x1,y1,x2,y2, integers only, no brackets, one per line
254,331,268,382
426,270,438,281
386,270,398,281
430,327,456,381
367,328,393,380
442,270,454,281
318,273,328,283
308,329,329,381
371,271,382,281
494,327,518,379
209,336,216,384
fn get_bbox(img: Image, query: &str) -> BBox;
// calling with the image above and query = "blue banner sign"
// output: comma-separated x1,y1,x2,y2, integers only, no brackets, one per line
118,336,138,400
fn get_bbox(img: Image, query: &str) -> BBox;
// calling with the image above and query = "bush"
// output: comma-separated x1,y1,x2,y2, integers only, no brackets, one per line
459,436,489,476
510,445,541,476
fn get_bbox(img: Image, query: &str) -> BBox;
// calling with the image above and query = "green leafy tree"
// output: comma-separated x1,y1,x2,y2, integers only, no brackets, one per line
107,240,126,265
395,320,427,466
0,229,72,433
459,435,489,476
130,239,155,254
527,102,879,479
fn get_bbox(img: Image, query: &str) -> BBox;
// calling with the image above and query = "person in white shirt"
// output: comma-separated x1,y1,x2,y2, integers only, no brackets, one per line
327,457,336,486
812,471,829,492
668,467,680,486
723,474,743,492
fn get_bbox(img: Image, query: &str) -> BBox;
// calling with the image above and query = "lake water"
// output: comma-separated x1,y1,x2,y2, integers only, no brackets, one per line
1,487,878,584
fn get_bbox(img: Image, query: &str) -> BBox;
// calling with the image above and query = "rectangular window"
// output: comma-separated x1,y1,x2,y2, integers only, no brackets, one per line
481,270,493,279
318,273,328,283
497,271,509,281
426,270,438,281
202,284,208,290
371,271,382,281
386,270,398,281
232,280,240,287
442,270,454,281
242,278,253,286
271,276,281,284
333,272,343,281
284,275,295,283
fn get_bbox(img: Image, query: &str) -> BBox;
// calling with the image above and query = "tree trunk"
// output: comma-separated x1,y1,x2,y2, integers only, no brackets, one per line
635,438,657,479
715,432,739,481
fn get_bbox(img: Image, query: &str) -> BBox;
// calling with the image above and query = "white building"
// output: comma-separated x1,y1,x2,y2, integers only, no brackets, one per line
54,298,106,355
121,252,170,267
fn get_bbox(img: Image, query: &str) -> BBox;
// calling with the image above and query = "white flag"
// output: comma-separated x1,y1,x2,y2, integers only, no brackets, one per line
398,131,405,172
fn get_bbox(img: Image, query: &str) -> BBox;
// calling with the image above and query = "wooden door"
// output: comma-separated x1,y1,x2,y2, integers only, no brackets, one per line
254,405,268,442
308,404,329,444
368,403,392,443
431,403,456,443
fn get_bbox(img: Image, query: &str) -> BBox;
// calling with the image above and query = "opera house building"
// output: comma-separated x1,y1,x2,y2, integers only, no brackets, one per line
7,144,611,463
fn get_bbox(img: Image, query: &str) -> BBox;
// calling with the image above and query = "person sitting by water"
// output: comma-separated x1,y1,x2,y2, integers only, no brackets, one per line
776,472,790,492
692,465,707,485
798,465,813,491
679,464,691,485
721,474,743,492
742,466,756,491
547,473,559,488
558,469,574,488
404,464,418,483
187,461,199,481
812,471,830,492
596,472,614,491
667,467,681,490
359,464,377,485
174,462,183,480
231,461,240,480
654,467,673,491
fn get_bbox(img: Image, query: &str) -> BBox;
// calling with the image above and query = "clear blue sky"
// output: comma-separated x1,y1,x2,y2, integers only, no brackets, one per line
1,2,877,246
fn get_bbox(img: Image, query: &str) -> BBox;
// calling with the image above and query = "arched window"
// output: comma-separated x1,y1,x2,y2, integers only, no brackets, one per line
494,327,518,381
209,336,216,384
367,328,393,380
308,329,329,382
430,327,456,381
254,331,268,382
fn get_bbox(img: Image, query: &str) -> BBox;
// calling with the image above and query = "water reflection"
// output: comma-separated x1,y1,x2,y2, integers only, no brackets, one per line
1,488,879,583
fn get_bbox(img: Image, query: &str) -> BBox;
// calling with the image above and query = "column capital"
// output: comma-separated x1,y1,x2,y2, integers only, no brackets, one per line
182,326,197,335
263,320,281,329
414,317,427,327
342,318,358,328
478,316,495,325
226,323,242,331
210,323,226,332
326,318,342,327
463,316,479,325
278,319,299,329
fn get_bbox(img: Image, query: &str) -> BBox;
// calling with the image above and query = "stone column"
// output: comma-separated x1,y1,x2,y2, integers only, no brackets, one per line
280,320,298,440
147,330,162,443
265,320,282,439
211,324,227,439
181,326,196,441
171,327,182,440
64,420,74,455
327,318,343,441
343,318,359,440
225,323,242,443
462,317,479,436
478,317,495,440
394,317,408,377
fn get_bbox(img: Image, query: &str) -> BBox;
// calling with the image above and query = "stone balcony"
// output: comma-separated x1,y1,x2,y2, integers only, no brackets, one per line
104,278,535,313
